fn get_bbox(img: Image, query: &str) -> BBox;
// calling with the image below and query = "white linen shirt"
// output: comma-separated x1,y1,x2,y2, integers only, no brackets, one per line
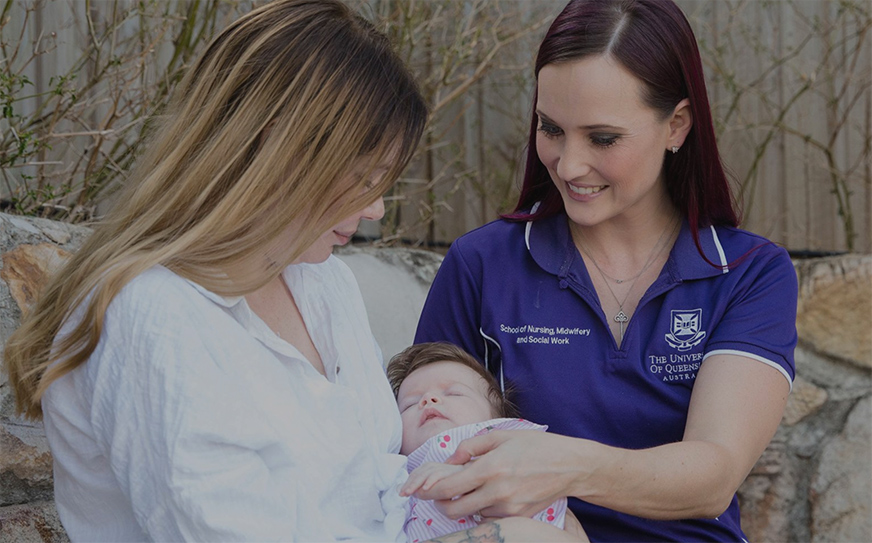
41,257,409,542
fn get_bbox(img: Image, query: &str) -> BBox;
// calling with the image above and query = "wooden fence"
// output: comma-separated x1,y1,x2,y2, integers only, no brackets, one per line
3,0,870,253
400,0,871,254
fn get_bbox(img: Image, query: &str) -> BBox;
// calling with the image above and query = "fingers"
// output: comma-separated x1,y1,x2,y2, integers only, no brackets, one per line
400,462,463,496
420,463,463,491
400,463,435,496
427,474,534,520
433,488,536,520
399,473,425,497
445,433,503,465
411,463,484,504
432,490,495,520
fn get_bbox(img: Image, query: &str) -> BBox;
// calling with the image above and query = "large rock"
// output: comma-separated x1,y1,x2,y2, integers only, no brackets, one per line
0,501,69,543
737,434,799,543
810,396,872,542
782,375,828,426
336,246,442,361
795,255,872,368
0,421,53,506
0,243,73,318
0,215,91,525
0,215,90,541
0,214,91,374
738,255,871,543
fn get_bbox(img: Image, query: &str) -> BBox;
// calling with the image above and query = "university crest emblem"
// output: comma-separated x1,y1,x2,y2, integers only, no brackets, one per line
665,309,706,351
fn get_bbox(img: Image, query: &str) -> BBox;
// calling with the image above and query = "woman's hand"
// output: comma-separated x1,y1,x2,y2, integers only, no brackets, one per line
411,430,588,520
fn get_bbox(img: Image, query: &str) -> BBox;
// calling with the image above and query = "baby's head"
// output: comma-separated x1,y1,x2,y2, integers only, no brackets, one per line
387,342,516,454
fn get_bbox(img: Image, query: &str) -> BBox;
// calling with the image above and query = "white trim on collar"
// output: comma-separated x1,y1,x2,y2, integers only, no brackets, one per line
524,201,541,252
710,225,729,274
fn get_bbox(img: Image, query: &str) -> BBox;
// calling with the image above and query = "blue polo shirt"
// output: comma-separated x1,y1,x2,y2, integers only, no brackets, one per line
415,212,797,543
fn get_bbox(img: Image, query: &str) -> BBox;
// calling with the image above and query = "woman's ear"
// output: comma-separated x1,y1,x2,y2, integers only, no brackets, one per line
667,98,693,151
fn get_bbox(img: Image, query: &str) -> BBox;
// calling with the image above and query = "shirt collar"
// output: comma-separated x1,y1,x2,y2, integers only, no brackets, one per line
527,212,580,278
181,275,245,308
526,211,730,282
178,258,337,309
669,222,731,281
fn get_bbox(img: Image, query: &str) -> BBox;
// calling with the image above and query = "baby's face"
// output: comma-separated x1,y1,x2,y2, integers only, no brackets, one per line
397,361,496,455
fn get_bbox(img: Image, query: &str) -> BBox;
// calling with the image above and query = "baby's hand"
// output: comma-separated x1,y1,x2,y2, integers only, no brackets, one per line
400,462,464,497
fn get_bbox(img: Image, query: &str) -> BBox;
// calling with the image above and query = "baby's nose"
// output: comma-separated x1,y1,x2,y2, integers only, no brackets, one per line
420,395,441,406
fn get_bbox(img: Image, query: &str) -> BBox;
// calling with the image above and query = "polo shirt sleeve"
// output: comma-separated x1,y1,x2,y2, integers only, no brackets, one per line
703,245,798,388
415,242,487,363
88,283,322,542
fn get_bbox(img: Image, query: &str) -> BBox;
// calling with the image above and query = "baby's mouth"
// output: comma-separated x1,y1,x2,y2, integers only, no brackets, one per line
420,407,447,426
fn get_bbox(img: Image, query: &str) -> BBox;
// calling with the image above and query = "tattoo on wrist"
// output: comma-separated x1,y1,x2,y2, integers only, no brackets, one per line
428,522,505,543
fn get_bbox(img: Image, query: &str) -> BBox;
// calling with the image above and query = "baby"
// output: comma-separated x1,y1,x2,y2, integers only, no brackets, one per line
386,342,571,542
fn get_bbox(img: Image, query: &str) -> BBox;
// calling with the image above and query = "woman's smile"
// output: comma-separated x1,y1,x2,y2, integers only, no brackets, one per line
567,183,607,198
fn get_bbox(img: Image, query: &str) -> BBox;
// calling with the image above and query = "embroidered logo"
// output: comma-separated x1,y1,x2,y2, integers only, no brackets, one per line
665,309,706,351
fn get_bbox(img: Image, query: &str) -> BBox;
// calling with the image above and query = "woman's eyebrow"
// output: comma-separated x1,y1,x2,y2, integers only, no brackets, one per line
536,110,623,131
535,110,555,123
584,124,623,130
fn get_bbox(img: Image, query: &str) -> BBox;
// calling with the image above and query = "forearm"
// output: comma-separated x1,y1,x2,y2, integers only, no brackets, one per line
425,517,583,543
568,357,788,520
419,430,745,522
568,438,741,520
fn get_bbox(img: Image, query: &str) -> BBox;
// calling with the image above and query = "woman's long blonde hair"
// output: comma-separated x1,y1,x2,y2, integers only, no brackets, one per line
4,0,427,419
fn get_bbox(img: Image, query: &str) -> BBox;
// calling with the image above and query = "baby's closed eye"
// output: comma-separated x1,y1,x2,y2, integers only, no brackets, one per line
398,397,419,411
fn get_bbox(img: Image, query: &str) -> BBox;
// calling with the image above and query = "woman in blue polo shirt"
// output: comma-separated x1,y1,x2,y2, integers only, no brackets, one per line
413,0,796,541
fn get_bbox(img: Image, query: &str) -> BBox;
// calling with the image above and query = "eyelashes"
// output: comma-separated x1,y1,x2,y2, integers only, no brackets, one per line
590,134,619,148
537,122,563,139
398,390,468,412
537,122,620,148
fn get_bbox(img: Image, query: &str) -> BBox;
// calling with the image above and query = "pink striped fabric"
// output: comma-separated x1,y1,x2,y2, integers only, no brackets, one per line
403,418,568,542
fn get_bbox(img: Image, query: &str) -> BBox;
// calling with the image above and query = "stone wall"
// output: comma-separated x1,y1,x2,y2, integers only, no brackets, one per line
738,255,872,542
1,213,870,542
0,215,92,541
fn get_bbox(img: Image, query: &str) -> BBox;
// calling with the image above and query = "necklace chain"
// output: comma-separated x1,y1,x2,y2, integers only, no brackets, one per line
578,217,678,285
577,217,679,342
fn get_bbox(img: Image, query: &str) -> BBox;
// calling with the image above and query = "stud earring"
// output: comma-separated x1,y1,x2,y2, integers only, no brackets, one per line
671,146,679,154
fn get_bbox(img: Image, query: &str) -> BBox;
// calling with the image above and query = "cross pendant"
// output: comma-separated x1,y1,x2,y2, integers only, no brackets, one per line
614,310,629,339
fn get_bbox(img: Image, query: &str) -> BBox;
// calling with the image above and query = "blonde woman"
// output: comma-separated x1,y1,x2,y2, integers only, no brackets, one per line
2,0,435,540
4,2,585,541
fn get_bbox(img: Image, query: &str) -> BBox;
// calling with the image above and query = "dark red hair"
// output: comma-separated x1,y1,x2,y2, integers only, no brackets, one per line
506,0,739,254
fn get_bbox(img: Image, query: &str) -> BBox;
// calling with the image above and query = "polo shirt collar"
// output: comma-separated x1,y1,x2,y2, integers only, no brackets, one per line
668,221,731,281
526,210,730,282
526,211,579,279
